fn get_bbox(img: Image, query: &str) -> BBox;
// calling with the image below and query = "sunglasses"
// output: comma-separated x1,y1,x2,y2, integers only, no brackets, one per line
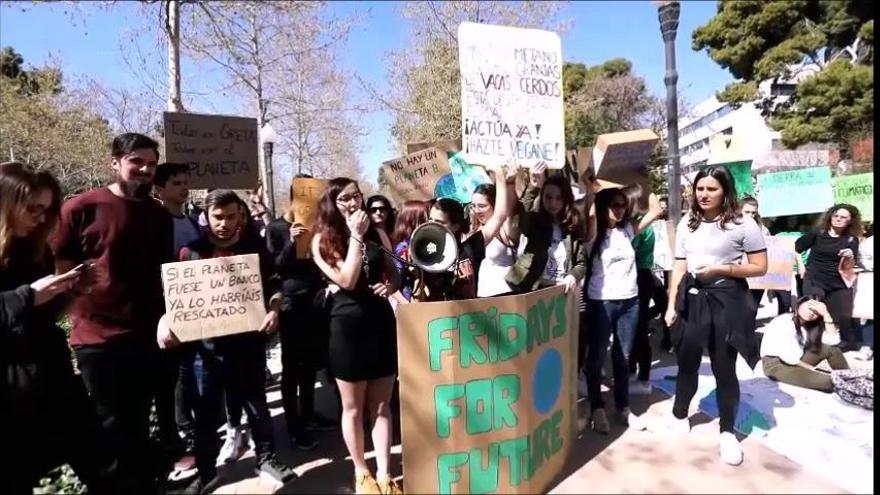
369,206,388,213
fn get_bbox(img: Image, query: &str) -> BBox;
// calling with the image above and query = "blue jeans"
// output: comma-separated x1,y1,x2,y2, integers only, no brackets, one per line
585,297,639,410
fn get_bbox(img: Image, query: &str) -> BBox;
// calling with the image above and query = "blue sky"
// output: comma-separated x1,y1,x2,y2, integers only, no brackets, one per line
0,0,732,181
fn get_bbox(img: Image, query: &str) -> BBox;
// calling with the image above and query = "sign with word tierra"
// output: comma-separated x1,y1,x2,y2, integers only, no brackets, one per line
291,178,329,258
163,112,259,189
397,285,578,494
161,254,266,341
382,147,453,203
833,173,873,222
459,22,565,169
756,166,834,218
747,236,796,291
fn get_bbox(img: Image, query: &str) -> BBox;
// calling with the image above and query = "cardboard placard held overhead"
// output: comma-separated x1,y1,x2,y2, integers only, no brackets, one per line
396,285,579,494
291,178,329,259
163,112,260,189
592,129,659,179
161,254,266,342
757,166,834,217
381,147,453,203
459,22,565,169
747,236,796,291
398,139,491,204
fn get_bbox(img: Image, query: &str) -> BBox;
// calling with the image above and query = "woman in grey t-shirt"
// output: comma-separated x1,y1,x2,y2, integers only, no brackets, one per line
650,166,768,467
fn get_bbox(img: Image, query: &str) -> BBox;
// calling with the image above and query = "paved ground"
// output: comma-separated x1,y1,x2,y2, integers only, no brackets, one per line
208,299,869,494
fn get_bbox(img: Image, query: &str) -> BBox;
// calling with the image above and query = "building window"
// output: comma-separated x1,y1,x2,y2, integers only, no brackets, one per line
679,104,732,136
770,83,797,97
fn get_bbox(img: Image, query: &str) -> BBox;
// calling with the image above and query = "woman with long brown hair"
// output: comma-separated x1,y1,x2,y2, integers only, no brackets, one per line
796,203,863,351
653,166,767,466
311,178,402,494
1,162,116,493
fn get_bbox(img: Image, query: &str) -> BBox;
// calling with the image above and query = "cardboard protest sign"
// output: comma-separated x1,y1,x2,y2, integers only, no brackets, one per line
161,254,266,341
382,147,453,203
163,112,259,189
833,173,873,221
747,236,796,291
400,139,491,204
757,166,834,217
291,178,328,258
592,129,659,180
397,285,579,494
459,22,565,169
702,161,753,198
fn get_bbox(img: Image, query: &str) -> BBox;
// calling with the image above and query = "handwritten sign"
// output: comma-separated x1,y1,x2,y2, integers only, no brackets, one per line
756,166,834,217
852,272,873,320
397,285,578,494
747,236,796,291
163,112,259,189
398,140,491,204
458,22,565,169
382,147,453,203
161,254,266,341
833,173,873,222
291,178,328,258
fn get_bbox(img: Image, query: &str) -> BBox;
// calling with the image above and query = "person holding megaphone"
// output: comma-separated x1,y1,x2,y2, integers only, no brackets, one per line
411,162,515,301
311,178,402,495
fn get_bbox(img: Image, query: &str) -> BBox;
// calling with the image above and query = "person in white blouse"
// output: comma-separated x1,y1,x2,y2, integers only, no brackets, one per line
760,296,850,392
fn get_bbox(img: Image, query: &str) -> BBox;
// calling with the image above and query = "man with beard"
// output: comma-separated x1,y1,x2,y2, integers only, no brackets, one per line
53,133,174,492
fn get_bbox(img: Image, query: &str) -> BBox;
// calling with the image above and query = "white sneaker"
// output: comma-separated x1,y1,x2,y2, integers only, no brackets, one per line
648,413,690,435
719,431,743,466
218,426,250,464
630,380,653,395
855,346,874,361
578,370,589,398
617,407,647,431
591,408,610,434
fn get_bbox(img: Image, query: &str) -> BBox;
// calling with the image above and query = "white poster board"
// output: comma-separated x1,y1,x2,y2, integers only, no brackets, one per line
852,271,873,320
458,22,564,168
161,254,266,342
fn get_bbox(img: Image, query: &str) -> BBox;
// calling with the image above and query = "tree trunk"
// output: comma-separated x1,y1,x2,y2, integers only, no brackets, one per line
166,0,184,112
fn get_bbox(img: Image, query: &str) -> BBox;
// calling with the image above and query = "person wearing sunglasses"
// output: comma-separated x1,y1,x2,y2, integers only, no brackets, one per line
366,195,396,237
582,186,664,435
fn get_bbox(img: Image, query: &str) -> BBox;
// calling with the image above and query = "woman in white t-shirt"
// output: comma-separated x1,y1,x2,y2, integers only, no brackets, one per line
761,296,849,392
583,186,663,434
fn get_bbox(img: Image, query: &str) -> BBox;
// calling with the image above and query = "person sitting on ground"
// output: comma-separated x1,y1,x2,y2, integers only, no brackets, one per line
761,296,850,392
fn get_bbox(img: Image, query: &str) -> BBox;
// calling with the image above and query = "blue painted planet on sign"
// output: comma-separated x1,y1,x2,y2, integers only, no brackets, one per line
532,348,563,414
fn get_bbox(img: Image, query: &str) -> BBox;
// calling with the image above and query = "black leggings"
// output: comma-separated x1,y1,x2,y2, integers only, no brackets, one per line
673,298,741,433
630,269,667,381
803,278,856,346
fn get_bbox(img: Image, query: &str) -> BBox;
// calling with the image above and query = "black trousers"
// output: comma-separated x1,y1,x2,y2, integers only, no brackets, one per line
630,269,668,381
803,277,857,347
74,337,158,492
279,305,326,437
673,293,742,434
4,364,117,494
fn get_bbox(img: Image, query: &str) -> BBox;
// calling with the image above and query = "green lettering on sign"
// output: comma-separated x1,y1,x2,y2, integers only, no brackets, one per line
437,452,468,495
435,384,465,438
498,313,527,360
428,317,456,371
492,374,520,430
465,378,493,435
469,443,500,494
499,436,529,487
460,311,488,368
551,294,566,338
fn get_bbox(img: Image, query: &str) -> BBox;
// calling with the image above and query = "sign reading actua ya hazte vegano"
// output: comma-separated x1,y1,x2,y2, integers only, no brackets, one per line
396,285,578,494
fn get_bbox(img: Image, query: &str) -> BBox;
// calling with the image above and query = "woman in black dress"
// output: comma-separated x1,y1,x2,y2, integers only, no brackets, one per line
796,204,862,350
311,178,402,495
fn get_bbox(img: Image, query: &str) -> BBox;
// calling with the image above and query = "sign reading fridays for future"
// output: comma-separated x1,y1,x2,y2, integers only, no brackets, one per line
163,111,260,190
458,22,565,169
160,254,266,342
757,166,834,218
396,285,579,494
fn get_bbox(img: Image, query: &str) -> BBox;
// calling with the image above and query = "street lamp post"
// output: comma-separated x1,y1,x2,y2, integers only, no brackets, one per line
261,123,278,220
655,0,682,225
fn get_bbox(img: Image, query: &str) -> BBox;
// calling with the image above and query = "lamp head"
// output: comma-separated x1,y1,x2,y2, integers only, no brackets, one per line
261,123,277,146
